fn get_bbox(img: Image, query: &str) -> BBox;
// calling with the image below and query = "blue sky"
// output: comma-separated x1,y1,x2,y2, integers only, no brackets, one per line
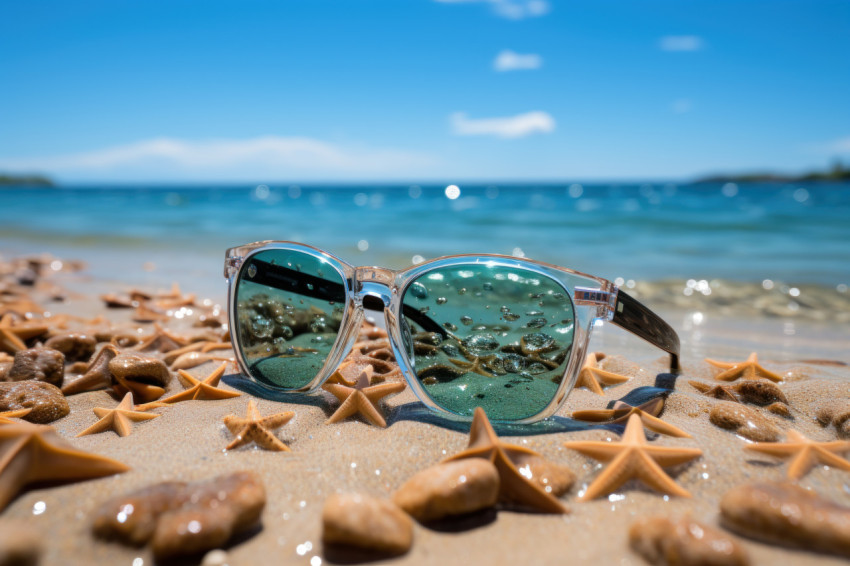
1,0,848,182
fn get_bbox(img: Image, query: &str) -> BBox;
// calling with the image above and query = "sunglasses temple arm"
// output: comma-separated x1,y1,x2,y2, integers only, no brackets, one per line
246,258,448,337
609,290,681,373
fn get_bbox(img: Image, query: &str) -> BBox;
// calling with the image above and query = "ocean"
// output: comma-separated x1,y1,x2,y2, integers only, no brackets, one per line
1,182,848,315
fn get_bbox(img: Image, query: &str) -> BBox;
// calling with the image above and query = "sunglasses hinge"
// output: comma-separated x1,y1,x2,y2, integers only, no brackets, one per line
224,255,243,278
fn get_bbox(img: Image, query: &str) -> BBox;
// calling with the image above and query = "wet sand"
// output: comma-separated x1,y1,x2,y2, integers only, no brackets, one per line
2,261,850,566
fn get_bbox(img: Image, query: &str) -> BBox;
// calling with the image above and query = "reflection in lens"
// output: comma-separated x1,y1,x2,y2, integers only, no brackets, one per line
402,264,575,421
234,249,346,389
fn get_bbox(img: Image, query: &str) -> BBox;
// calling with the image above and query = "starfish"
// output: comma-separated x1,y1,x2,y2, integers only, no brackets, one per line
0,408,32,425
571,398,692,438
449,355,496,378
442,407,568,513
322,366,405,427
745,429,850,479
223,400,295,451
76,393,160,437
688,380,739,402
705,352,783,383
137,362,240,409
0,314,48,354
0,421,129,511
563,413,703,500
574,352,630,395
134,323,189,353
327,354,402,386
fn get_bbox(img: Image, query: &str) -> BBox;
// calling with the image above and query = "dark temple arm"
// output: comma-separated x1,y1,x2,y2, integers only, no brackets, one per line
242,258,448,336
610,290,681,372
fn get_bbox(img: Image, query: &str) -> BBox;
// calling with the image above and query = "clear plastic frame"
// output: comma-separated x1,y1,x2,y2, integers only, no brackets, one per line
224,241,680,424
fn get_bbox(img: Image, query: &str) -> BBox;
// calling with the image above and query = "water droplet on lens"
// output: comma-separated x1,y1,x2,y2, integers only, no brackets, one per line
436,297,447,305
472,325,487,331
441,343,460,356
250,316,273,339
526,310,544,316
483,282,494,291
443,322,457,331
311,336,325,344
502,354,526,373
526,318,547,329
458,288,467,295
521,332,555,353
410,282,428,300
500,305,511,313
461,334,500,353
527,362,548,375
419,306,430,314
279,325,294,339
503,313,520,321
460,316,473,326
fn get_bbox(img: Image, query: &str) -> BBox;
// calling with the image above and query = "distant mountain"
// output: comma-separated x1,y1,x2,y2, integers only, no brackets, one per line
0,174,54,187
695,160,850,184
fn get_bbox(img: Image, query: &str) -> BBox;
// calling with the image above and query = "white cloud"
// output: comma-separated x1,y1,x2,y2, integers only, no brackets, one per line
434,0,549,20
658,35,705,52
671,99,693,114
0,136,435,180
493,50,542,71
451,111,555,139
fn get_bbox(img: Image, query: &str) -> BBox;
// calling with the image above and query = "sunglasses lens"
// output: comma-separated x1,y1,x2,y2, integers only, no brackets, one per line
234,249,346,389
402,264,575,421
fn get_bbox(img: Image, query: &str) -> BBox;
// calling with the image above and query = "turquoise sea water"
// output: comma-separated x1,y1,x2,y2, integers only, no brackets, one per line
1,183,848,302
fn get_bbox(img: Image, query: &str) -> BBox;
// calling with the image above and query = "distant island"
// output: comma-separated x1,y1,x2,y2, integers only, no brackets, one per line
695,160,850,184
0,173,54,187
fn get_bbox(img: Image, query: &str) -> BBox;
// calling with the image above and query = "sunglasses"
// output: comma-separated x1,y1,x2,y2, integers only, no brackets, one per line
224,241,680,424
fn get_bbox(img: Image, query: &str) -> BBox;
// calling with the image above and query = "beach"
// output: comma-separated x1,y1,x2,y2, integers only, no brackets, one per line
1,248,849,565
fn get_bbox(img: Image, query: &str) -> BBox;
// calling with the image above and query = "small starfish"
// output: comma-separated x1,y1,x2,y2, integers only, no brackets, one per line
76,393,160,437
0,422,129,511
0,408,32,424
443,407,568,513
563,413,702,500
745,429,850,479
327,354,401,385
688,380,739,402
574,352,631,395
134,323,189,353
0,314,48,354
705,352,782,383
449,355,496,378
223,400,295,451
572,398,692,438
322,366,405,427
137,362,240,408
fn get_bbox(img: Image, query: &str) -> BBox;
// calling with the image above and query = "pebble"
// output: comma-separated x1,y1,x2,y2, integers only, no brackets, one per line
322,493,413,555
92,471,266,560
720,482,850,558
517,455,575,497
629,515,750,566
5,347,65,387
108,354,171,387
817,402,850,438
44,333,97,362
0,381,69,423
709,401,779,442
0,521,41,566
393,459,500,522
734,379,788,406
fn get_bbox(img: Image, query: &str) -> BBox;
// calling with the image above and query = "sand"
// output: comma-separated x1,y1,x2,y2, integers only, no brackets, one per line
2,261,850,566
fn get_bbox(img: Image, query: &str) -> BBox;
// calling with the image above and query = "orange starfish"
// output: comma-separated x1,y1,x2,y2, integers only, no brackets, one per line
745,429,850,479
0,408,32,424
76,393,160,437
223,400,295,451
442,407,568,513
0,422,129,511
322,366,405,427
0,314,48,354
574,352,631,395
449,355,496,378
564,413,702,500
705,352,782,383
137,362,240,409
572,398,692,438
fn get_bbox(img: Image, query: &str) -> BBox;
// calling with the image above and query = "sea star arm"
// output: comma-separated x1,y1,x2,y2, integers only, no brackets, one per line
562,440,624,463
578,450,635,500
643,445,703,467
635,451,693,498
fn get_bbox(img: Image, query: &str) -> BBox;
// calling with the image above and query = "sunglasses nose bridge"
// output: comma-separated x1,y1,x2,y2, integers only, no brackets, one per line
353,266,396,310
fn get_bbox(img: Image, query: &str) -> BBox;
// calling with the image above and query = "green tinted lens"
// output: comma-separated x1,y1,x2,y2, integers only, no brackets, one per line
402,263,575,421
234,249,346,389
